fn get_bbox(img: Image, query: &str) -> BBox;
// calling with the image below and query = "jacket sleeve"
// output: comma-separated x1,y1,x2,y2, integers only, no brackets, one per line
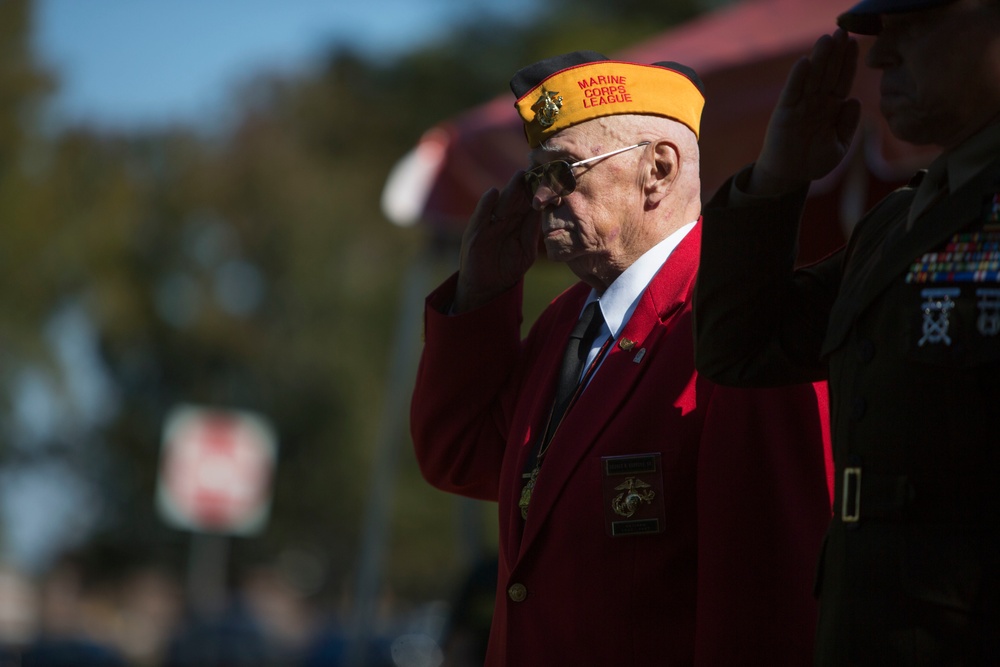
694,379,833,666
693,167,843,387
409,273,525,501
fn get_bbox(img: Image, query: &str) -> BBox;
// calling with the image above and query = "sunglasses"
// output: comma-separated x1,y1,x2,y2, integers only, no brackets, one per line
523,141,651,196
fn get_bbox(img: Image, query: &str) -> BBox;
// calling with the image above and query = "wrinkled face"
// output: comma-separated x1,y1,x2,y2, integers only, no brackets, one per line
867,0,1000,147
527,122,648,283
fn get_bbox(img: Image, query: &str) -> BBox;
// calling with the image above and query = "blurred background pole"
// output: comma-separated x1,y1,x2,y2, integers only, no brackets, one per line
456,497,487,566
186,532,230,617
345,248,434,667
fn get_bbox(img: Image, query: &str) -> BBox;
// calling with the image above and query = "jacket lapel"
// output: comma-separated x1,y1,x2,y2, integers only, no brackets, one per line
517,223,701,557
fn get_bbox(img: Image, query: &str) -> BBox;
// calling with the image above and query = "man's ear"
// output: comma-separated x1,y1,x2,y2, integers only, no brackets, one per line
645,140,680,207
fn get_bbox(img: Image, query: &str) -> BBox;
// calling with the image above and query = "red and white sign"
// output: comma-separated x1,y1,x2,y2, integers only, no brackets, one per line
157,405,278,535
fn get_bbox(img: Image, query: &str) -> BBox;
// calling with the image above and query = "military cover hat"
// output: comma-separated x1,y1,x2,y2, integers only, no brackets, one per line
837,0,959,34
509,51,705,148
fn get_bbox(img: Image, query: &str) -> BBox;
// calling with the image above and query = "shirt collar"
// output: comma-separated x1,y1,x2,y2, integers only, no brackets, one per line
584,220,697,337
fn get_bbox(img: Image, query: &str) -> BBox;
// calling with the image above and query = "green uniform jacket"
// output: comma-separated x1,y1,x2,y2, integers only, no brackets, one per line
694,157,1000,665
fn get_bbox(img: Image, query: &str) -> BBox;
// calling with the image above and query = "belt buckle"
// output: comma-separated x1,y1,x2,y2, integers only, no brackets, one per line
841,467,862,523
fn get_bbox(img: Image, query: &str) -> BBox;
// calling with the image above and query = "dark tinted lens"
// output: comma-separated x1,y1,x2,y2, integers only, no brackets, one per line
548,161,576,195
524,161,575,195
524,167,543,193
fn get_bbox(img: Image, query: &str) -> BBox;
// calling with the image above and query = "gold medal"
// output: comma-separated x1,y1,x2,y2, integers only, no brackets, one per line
519,466,540,519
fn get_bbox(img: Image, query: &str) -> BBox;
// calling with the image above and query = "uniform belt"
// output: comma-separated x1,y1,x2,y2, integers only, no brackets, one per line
840,467,993,525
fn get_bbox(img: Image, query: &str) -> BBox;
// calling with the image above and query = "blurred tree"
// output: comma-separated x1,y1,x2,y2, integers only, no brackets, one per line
0,0,56,351
553,0,703,25
0,0,721,617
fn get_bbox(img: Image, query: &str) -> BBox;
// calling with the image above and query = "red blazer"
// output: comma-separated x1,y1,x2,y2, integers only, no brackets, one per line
411,223,833,666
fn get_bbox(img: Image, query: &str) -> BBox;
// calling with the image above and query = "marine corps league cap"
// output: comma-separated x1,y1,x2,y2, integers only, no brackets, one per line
509,51,705,148
837,0,958,34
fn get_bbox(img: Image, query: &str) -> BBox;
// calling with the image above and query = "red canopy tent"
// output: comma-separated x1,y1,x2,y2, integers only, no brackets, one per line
382,0,940,263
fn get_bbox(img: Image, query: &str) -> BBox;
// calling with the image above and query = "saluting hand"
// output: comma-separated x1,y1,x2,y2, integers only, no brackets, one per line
453,170,541,313
750,29,862,196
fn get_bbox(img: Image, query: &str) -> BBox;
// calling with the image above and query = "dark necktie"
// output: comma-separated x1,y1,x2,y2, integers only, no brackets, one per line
545,300,605,442
520,301,606,520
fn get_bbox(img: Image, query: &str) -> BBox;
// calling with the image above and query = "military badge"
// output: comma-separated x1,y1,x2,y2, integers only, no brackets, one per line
531,87,563,128
905,231,1000,283
611,477,655,518
918,287,960,346
601,453,665,537
977,288,1000,337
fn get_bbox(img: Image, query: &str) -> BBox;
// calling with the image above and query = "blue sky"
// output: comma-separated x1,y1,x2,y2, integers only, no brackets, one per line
31,0,538,131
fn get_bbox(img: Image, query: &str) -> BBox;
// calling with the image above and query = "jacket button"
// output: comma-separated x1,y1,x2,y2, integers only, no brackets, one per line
508,583,527,602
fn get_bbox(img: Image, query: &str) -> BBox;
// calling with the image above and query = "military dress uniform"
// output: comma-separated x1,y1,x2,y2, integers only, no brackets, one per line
694,121,1000,664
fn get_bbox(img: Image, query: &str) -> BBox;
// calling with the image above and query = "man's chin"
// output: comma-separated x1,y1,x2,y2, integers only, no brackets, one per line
542,240,571,263
882,107,939,146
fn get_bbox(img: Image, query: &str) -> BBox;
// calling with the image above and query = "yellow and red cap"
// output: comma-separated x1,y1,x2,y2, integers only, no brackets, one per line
510,51,705,148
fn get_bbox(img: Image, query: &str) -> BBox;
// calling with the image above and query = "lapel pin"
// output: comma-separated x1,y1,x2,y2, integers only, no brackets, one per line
619,338,635,350
632,348,646,363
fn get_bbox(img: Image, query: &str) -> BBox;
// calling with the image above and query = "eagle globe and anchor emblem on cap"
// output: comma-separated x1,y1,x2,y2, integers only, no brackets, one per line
531,87,563,128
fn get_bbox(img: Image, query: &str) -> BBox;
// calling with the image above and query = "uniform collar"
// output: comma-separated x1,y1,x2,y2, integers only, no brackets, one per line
909,120,1000,228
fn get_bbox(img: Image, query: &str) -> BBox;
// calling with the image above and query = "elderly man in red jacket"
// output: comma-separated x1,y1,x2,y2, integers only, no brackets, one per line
410,51,833,666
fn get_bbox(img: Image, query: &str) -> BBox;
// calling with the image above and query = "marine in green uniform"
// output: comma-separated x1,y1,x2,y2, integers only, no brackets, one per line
693,0,1000,664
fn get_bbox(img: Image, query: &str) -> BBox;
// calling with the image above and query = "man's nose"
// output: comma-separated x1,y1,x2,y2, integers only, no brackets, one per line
531,184,561,211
